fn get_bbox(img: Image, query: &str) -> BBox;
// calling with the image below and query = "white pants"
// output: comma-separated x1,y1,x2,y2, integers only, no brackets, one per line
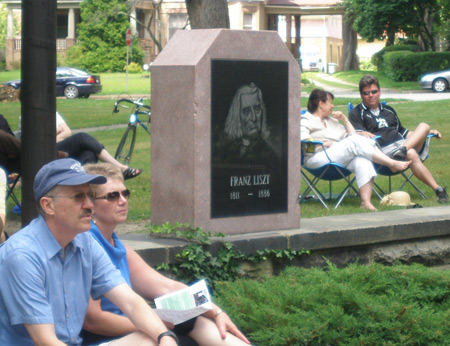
304,134,377,188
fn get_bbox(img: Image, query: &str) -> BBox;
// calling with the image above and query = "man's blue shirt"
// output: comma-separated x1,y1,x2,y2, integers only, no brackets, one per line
0,215,125,345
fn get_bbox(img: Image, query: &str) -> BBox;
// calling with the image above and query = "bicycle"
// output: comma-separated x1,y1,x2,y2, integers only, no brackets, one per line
112,97,151,165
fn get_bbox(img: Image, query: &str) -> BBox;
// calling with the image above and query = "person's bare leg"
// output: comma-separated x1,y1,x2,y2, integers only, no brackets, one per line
371,147,411,172
404,122,430,152
110,331,157,346
189,316,251,346
97,149,129,172
407,149,440,190
359,178,377,211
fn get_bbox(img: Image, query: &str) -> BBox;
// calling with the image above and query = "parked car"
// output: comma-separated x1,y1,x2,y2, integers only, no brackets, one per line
0,67,102,99
300,46,321,72
419,69,450,93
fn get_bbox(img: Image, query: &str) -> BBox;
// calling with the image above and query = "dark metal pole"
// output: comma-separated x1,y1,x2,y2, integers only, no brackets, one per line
21,0,57,225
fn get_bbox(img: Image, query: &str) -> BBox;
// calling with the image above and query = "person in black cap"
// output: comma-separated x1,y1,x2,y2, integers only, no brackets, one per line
0,158,178,346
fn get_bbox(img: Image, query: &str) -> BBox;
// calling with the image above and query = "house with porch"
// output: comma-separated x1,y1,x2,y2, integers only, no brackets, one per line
3,0,346,72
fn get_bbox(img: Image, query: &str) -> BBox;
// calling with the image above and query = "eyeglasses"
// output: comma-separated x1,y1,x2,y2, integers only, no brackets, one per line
47,192,95,203
362,90,379,96
95,189,131,202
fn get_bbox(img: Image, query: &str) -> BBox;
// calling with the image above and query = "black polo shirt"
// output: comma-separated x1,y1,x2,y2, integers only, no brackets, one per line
349,102,409,148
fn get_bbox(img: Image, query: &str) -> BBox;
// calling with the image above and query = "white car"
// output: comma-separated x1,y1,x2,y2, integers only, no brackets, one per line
419,69,450,93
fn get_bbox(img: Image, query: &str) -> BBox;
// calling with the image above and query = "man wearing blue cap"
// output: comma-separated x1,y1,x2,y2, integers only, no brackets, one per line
0,158,178,346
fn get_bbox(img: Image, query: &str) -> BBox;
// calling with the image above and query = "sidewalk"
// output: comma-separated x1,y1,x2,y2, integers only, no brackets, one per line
303,73,450,101
120,205,450,268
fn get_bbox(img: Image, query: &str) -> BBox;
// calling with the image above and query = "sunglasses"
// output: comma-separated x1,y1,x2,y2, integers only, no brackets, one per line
48,192,95,203
95,189,131,202
362,89,379,96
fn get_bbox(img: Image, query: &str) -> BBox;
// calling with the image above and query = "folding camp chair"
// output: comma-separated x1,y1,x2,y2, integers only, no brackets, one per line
348,102,436,200
299,139,359,209
6,173,20,208
6,172,21,213
371,134,437,200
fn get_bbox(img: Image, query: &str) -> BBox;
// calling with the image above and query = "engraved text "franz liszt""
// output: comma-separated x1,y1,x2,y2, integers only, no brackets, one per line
230,175,270,187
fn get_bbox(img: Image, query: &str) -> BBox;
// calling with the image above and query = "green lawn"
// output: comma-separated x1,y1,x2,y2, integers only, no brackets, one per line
0,69,151,97
2,70,449,222
303,70,422,92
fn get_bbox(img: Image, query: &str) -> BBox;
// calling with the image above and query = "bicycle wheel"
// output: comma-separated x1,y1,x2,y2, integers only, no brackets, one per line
115,125,137,166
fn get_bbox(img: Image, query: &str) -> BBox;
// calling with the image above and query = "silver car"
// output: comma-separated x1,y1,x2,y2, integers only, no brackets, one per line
419,69,450,93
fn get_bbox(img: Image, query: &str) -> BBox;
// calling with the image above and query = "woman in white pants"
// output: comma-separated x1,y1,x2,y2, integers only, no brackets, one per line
301,89,411,211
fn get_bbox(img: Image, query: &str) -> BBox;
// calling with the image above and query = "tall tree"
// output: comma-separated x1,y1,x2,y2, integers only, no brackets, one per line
345,0,440,50
68,0,143,72
342,12,358,71
127,0,164,53
436,0,450,50
185,0,229,29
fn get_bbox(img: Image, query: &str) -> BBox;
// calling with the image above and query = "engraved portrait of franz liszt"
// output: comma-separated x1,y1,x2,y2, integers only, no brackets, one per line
222,83,278,163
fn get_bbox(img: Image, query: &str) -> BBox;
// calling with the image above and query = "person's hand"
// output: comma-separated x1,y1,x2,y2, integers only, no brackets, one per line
331,111,346,122
214,311,251,344
323,140,334,148
430,129,442,139
359,131,376,139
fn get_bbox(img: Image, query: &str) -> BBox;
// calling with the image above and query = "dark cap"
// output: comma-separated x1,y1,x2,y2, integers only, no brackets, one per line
33,158,107,201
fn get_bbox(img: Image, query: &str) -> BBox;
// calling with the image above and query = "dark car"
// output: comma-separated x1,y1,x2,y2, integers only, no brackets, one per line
0,67,102,99
419,69,450,93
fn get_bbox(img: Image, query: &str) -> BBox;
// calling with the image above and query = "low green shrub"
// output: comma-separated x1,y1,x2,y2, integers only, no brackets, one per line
124,62,143,73
371,44,416,71
215,262,450,346
384,51,450,81
66,41,144,73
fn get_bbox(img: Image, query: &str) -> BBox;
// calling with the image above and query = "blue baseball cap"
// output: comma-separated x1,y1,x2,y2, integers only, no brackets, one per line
34,158,107,201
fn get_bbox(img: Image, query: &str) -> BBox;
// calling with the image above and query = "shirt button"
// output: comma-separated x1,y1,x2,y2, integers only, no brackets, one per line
66,313,69,318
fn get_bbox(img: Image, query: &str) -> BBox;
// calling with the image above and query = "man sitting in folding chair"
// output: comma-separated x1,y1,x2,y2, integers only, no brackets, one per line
349,75,448,204
301,89,410,211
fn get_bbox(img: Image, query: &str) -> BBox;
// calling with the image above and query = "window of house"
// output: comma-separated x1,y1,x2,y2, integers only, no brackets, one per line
137,9,145,39
169,13,188,39
243,13,253,30
57,13,68,39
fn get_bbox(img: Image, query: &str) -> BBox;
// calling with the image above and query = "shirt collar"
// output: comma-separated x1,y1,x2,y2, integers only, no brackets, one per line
35,215,87,260
361,102,383,112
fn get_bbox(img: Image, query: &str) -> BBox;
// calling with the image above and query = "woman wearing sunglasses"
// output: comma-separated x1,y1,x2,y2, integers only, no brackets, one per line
81,163,252,346
301,89,411,211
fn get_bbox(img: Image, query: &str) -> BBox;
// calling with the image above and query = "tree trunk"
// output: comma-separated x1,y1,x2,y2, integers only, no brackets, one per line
185,0,229,29
146,0,163,53
386,30,395,47
342,17,358,71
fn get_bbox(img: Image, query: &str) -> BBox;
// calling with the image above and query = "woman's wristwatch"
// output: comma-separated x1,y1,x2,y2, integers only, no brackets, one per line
157,330,179,345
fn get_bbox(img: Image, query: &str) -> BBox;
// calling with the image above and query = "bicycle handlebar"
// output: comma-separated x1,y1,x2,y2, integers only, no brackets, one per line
113,98,151,114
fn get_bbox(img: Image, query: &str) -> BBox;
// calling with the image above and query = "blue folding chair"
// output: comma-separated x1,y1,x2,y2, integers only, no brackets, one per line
371,134,437,199
348,102,436,199
299,139,359,209
6,173,21,213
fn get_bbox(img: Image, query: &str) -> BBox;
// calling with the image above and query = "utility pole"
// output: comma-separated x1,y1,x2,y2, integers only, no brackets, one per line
21,0,57,225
